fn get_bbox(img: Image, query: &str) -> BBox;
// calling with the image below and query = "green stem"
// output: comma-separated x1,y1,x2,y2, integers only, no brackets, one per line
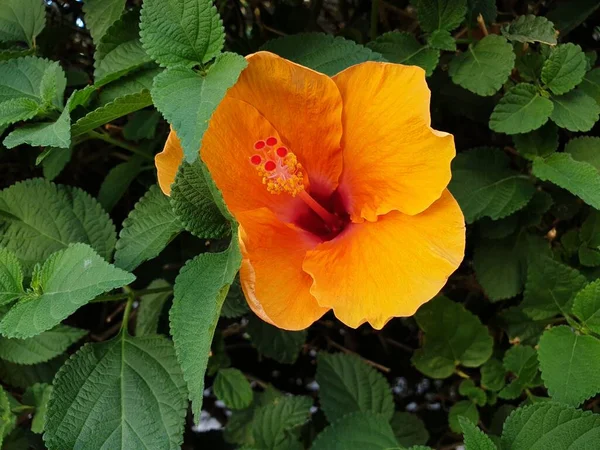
91,286,173,303
86,130,154,161
120,288,135,333
455,368,470,379
370,0,380,41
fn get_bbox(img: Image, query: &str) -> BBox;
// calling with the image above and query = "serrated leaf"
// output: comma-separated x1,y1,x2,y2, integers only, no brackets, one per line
532,153,600,209
170,159,230,238
449,400,479,433
0,0,45,47
541,43,587,95
316,352,394,423
97,156,145,212
44,333,187,449
151,52,246,163
71,90,152,137
549,89,600,132
114,186,182,272
538,326,600,407
414,0,467,33
22,383,52,433
3,105,71,149
0,244,134,338
502,15,557,45
0,356,65,388
220,277,249,319
573,281,600,334
0,97,41,126
140,0,224,67
213,368,253,410
498,345,539,400
367,32,439,76
82,0,125,44
246,315,306,365
512,122,558,160
135,279,171,336
577,210,600,266
449,35,515,96
459,379,487,406
123,109,160,141
412,297,493,378
460,417,497,450
480,358,506,392
252,395,311,450
390,412,429,448
499,306,552,346
0,325,86,365
98,66,160,105
262,33,383,76
515,51,544,82
39,147,72,181
0,248,23,306
0,386,16,445
521,256,587,320
427,29,456,51
580,68,600,105
502,402,600,449
0,179,117,273
170,241,241,420
565,136,600,171
489,83,553,134
449,147,535,223
311,411,399,450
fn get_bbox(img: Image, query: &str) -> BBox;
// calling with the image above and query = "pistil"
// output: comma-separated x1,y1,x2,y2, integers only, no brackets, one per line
298,190,344,232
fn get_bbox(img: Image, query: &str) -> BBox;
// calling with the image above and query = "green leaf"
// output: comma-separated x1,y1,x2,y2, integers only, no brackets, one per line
0,97,42,126
498,345,539,400
135,279,171,337
246,315,306,365
538,326,600,407
220,277,249,319
532,153,600,209
460,417,497,450
459,379,487,406
427,29,456,51
0,244,134,338
213,368,253,410
549,89,600,132
501,402,600,449
521,256,587,320
0,356,65,388
114,186,183,272
414,0,467,33
515,51,545,82
311,411,399,450
0,386,16,445
499,306,552,346
81,0,125,44
44,333,187,449
489,83,553,134
449,35,515,96
316,352,394,423
580,68,600,105
3,105,71,149
97,156,145,212
573,280,600,333
252,395,311,450
565,136,600,171
0,248,23,306
94,11,152,85
22,383,52,433
480,358,506,392
98,66,160,105
170,242,241,420
466,0,497,24
547,0,600,36
0,325,86,365
262,33,383,76
412,297,493,378
170,159,230,238
0,179,117,273
151,52,246,163
367,32,439,76
140,0,223,67
390,412,429,447
512,122,558,160
502,15,557,45
123,110,160,141
541,43,587,95
71,90,153,137
449,147,535,223
449,400,479,433
0,0,46,47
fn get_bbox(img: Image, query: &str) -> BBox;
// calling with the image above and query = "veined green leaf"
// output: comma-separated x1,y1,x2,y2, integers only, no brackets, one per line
0,0,45,47
213,368,253,410
489,84,553,134
502,15,557,45
542,43,587,95
367,32,439,76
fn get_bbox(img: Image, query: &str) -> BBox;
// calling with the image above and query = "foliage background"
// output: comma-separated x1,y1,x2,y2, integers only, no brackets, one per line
1,0,600,449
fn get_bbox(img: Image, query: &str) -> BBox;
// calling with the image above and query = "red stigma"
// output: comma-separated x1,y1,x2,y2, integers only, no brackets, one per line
276,147,288,157
266,137,278,146
254,140,266,150
250,155,262,165
264,160,276,171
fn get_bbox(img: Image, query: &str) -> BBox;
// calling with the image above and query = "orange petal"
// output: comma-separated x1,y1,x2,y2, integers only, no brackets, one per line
332,62,455,221
302,190,465,329
238,208,329,330
228,51,343,197
156,131,184,196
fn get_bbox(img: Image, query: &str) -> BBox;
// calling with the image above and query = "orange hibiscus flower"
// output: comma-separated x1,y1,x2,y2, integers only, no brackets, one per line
156,51,465,330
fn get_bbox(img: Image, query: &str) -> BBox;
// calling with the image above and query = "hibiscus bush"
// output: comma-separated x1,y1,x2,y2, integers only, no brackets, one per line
1,0,600,448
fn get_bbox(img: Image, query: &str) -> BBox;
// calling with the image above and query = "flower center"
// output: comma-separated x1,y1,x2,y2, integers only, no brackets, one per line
250,137,346,237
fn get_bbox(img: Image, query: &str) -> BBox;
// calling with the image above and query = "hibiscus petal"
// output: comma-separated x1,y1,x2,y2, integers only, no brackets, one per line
238,208,329,330
332,62,455,222
156,130,184,196
228,51,344,198
302,190,465,329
